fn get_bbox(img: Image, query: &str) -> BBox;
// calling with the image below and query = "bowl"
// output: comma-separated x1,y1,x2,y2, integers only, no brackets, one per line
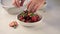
0,0,29,15
17,11,44,26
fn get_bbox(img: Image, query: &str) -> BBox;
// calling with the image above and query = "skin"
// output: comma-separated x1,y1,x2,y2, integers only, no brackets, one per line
13,0,45,12
13,0,25,7
27,0,45,12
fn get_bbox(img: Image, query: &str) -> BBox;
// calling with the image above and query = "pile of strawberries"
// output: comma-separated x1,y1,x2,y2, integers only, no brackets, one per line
18,10,41,23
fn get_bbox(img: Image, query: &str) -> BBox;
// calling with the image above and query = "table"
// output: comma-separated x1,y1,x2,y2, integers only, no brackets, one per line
0,0,60,34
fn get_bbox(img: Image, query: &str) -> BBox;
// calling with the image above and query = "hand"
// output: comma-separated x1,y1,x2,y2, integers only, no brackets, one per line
13,0,25,7
27,0,45,13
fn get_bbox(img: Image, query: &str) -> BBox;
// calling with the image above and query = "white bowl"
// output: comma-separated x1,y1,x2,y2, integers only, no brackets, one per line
1,4,25,15
0,0,29,15
17,11,44,26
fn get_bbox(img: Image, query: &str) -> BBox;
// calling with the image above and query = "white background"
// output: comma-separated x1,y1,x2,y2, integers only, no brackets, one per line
0,0,60,34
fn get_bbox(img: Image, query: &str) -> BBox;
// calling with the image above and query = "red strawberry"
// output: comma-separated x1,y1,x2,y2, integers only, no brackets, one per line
29,19,31,22
19,16,23,21
35,15,40,21
36,15,39,18
24,20,28,23
31,16,37,22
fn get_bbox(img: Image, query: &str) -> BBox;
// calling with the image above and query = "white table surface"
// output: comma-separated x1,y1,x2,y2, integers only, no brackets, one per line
0,0,60,34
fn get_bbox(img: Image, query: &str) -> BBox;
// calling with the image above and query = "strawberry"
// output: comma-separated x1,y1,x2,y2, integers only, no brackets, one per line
35,15,40,21
24,20,29,23
18,10,41,23
31,16,37,22
29,19,32,22
36,15,39,18
19,16,23,21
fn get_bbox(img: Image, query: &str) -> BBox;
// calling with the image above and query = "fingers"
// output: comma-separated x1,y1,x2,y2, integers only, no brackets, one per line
35,0,45,10
12,0,16,6
27,0,45,13
27,2,38,12
15,0,21,7
32,0,45,12
32,5,39,12
13,0,20,7
27,1,36,12
28,2,33,11
32,1,42,12
27,1,32,9
13,0,25,8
